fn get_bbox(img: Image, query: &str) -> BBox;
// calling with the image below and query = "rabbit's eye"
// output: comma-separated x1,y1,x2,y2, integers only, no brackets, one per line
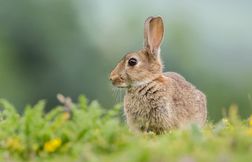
128,58,138,66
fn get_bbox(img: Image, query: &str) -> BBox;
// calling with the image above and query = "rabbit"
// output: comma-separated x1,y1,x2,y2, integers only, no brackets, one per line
109,16,207,134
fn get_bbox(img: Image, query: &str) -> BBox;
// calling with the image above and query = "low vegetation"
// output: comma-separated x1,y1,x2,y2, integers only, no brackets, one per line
0,96,251,162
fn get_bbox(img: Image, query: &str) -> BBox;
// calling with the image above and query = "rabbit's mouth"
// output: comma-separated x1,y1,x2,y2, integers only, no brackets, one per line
110,73,129,88
111,80,128,88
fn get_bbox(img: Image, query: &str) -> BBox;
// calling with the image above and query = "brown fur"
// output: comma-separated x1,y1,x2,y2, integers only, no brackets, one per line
109,16,207,134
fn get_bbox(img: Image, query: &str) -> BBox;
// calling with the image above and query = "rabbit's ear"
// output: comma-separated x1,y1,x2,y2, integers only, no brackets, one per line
144,16,164,55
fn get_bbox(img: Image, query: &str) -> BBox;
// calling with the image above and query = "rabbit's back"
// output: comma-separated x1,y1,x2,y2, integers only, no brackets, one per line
164,72,207,127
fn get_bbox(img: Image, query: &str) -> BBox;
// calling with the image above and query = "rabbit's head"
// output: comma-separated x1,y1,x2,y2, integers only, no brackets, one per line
110,16,164,88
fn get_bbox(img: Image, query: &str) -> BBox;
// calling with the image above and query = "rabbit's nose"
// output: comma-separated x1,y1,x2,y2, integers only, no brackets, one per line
109,74,117,81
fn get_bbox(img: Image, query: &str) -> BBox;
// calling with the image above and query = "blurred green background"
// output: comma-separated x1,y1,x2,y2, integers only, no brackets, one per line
0,1,251,121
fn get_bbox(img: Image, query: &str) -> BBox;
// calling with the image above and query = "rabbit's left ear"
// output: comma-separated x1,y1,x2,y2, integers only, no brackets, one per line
144,16,164,55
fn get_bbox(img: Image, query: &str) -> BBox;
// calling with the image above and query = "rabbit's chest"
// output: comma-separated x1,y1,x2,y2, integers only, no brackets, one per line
124,88,173,133
124,93,153,116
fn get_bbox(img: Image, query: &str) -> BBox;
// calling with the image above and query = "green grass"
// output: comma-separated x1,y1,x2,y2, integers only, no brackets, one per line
0,96,252,162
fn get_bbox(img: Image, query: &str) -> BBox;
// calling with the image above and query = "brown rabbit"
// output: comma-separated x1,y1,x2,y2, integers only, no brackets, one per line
109,16,207,134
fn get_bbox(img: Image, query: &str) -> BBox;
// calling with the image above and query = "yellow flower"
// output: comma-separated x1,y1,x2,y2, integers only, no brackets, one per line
246,128,252,136
43,138,62,153
62,112,70,120
248,115,252,127
6,137,24,152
